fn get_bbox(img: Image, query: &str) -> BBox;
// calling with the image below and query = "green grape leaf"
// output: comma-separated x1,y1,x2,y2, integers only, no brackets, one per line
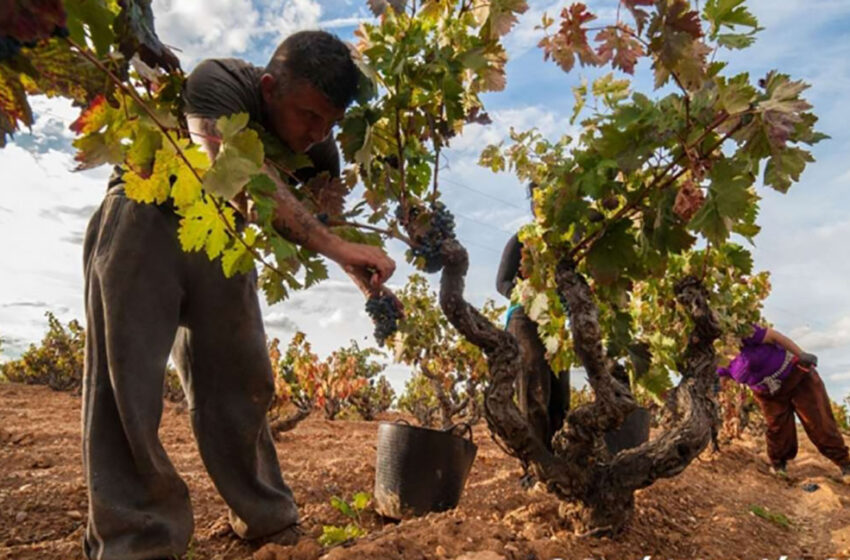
64,0,116,56
764,146,813,193
703,0,759,37
586,220,638,285
73,132,124,169
216,113,250,141
246,173,278,223
716,32,757,49
203,127,264,200
570,78,587,124
716,73,756,115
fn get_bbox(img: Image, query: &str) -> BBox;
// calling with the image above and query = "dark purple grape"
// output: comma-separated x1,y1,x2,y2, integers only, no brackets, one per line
410,202,455,273
365,295,402,346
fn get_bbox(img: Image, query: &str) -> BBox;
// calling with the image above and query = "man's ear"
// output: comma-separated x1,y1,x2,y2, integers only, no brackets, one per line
260,73,277,103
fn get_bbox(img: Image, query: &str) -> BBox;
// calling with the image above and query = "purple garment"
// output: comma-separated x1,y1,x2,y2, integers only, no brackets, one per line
717,325,796,394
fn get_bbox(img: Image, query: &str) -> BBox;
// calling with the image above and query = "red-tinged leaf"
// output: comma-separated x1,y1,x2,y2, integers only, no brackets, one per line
366,0,406,17
0,0,67,43
0,65,33,145
70,94,108,134
673,180,705,222
305,172,350,219
595,25,645,74
664,0,702,39
622,0,653,33
539,3,600,73
485,0,529,38
18,39,105,105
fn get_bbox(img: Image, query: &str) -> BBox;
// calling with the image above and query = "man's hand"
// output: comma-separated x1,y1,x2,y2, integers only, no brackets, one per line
344,262,404,317
332,242,396,289
798,352,818,367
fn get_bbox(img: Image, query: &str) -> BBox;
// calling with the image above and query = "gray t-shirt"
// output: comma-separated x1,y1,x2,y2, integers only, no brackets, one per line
184,58,340,180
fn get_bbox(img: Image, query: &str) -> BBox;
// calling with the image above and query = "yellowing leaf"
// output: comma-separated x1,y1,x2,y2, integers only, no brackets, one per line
178,199,234,260
123,168,169,204
171,144,210,208
221,228,257,277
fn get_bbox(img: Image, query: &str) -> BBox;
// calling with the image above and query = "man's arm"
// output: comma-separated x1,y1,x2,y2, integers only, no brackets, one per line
496,234,522,299
762,327,818,366
187,116,395,287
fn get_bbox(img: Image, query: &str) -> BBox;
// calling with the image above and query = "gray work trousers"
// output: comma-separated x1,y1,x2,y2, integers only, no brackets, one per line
506,308,570,451
81,186,297,560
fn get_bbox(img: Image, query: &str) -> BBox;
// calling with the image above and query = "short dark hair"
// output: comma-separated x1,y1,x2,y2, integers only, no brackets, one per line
266,30,360,109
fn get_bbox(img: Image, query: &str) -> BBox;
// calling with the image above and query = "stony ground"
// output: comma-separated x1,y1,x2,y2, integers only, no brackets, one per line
2,382,849,559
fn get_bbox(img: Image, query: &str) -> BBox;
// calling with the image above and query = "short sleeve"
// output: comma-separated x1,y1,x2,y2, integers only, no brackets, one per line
183,59,258,120
742,324,766,346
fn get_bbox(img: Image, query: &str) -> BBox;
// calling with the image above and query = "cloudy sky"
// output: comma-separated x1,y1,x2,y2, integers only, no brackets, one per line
1,0,848,400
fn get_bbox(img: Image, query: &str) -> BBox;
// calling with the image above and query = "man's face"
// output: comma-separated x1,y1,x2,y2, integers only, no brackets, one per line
261,74,345,154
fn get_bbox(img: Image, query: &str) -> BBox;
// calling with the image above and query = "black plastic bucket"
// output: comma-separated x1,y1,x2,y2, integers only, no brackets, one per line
603,407,651,454
374,421,477,519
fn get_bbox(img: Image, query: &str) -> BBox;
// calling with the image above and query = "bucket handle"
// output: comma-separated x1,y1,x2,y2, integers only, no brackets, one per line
445,422,474,445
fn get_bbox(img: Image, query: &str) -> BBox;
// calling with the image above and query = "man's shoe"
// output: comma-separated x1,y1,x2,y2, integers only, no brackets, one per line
771,462,788,478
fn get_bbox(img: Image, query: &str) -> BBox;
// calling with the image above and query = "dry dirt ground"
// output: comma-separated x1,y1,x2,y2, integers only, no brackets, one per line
2,382,850,560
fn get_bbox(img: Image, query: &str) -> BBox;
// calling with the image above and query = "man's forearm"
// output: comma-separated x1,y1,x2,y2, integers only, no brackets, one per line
269,180,347,262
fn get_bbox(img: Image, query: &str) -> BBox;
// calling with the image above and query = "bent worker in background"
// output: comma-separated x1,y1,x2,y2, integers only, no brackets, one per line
718,324,850,481
495,183,570,462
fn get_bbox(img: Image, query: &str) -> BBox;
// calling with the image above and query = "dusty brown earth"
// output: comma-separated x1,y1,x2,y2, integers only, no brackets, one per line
2,382,850,560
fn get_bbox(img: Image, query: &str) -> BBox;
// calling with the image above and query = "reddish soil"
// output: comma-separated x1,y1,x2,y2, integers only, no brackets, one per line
2,382,849,560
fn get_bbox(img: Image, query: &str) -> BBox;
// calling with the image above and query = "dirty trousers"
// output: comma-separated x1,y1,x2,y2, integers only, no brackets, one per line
82,188,297,560
506,307,570,451
753,364,850,469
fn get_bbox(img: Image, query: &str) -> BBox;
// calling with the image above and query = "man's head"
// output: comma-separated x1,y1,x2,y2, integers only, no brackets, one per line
261,30,360,153
527,181,538,213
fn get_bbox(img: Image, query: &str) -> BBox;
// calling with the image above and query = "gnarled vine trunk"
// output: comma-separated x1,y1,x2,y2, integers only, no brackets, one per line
436,239,720,536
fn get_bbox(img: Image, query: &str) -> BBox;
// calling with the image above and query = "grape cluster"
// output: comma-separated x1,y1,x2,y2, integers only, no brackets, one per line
365,295,402,346
411,202,456,273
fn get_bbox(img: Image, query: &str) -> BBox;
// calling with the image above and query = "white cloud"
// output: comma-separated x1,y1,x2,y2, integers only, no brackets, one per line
449,105,576,156
151,0,323,66
263,312,300,333
0,98,106,347
789,316,850,352
319,307,345,327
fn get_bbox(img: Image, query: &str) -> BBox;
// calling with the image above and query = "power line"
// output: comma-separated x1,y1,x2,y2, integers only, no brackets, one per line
441,176,528,211
454,210,516,234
